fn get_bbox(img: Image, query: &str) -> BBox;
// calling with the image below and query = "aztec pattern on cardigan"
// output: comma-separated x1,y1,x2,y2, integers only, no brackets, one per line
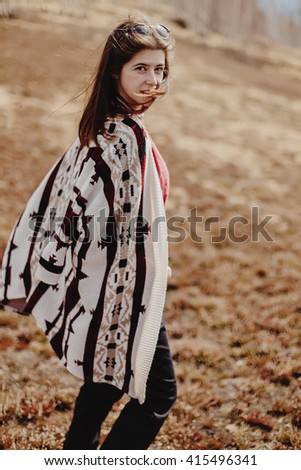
0,115,169,404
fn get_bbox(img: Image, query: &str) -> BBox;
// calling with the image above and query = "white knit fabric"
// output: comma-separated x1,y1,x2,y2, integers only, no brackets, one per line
132,128,168,403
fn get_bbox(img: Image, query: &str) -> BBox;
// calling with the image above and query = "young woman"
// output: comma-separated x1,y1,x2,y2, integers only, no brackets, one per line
0,17,177,450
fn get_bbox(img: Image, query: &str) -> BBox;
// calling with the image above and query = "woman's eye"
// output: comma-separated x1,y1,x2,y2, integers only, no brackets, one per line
136,66,146,71
155,68,164,74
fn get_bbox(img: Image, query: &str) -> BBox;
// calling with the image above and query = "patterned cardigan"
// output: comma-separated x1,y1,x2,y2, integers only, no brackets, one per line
0,115,169,404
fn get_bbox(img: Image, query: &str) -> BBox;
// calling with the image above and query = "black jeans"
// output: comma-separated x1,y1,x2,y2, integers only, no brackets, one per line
63,323,177,450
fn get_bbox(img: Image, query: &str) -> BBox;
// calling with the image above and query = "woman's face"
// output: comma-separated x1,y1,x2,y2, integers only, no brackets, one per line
116,48,166,109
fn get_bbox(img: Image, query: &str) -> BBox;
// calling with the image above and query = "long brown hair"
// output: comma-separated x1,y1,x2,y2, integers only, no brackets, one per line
78,16,175,147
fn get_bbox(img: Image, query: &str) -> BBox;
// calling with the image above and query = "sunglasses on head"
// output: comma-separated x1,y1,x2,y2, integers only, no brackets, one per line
119,23,170,39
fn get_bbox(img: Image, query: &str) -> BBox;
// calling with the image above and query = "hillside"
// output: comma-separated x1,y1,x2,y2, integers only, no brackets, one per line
1,2,301,449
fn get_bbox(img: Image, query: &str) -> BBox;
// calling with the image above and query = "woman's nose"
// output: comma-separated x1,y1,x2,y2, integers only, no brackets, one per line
145,70,158,86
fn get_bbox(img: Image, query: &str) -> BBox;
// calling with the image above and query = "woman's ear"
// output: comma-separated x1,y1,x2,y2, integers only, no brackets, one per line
112,73,119,79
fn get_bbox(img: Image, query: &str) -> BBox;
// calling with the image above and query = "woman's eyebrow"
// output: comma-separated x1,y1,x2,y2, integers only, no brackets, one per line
133,62,165,67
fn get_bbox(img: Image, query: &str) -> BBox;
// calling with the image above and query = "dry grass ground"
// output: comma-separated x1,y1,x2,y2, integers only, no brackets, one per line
1,2,301,450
